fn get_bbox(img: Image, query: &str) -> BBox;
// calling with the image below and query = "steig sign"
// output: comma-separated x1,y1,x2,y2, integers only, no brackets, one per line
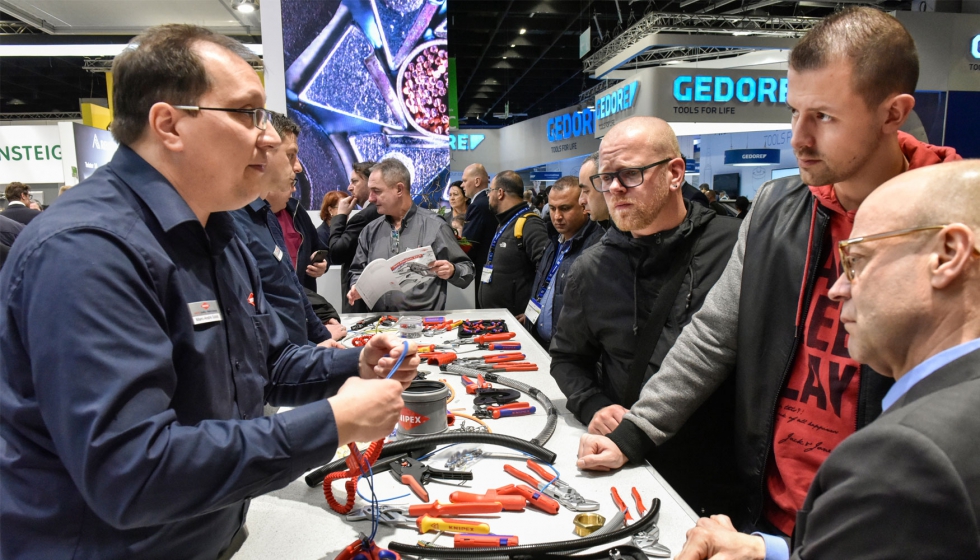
0,125,64,184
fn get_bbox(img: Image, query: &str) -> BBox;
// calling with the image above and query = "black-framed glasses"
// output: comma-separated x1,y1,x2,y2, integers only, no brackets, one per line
589,158,673,192
838,224,980,281
172,105,270,130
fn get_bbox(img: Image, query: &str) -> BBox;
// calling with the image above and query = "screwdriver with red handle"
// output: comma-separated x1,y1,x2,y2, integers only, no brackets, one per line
406,500,503,517
454,534,519,548
449,488,527,511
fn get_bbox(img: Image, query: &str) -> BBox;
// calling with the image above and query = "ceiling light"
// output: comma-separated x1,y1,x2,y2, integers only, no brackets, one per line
510,44,516,47
732,31,753,36
519,28,527,35
666,60,683,65
503,56,507,59
233,0,258,13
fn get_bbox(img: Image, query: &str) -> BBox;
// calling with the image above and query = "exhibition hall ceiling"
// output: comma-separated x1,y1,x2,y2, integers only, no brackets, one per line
1,0,912,120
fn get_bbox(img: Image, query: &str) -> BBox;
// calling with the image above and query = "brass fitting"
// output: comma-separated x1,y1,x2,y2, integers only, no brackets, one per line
573,512,606,537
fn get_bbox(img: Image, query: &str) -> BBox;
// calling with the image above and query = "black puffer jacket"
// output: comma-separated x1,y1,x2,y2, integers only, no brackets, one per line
476,203,550,315
550,201,742,514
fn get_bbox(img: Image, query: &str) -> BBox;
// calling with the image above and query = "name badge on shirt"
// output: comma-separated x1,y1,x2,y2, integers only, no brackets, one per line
481,265,493,284
273,246,284,261
188,300,223,325
524,299,542,325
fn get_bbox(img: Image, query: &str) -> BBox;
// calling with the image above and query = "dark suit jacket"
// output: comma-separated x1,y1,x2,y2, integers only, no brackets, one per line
791,347,980,559
1,204,41,226
461,189,497,275
320,202,380,312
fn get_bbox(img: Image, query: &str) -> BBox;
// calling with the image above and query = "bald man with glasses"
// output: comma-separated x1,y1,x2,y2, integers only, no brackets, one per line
549,116,742,516
676,159,980,560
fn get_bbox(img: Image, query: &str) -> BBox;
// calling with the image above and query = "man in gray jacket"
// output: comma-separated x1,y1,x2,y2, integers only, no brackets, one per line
347,159,473,311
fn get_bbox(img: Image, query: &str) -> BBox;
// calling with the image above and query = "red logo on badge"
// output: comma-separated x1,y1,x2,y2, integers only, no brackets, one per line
248,292,255,307
399,408,429,431
201,302,210,310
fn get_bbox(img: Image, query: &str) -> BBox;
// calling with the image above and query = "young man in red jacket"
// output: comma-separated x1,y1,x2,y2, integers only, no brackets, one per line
576,7,961,557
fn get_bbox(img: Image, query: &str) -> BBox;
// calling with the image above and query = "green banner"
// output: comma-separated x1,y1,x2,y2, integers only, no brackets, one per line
448,57,459,129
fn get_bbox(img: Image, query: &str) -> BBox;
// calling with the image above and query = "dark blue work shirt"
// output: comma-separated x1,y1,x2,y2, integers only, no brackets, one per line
0,146,361,560
232,198,331,346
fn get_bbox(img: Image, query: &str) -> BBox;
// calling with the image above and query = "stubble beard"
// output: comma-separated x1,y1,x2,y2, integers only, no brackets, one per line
608,180,670,233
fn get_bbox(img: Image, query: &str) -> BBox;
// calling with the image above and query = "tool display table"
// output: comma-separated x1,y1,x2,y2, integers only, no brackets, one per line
237,310,697,559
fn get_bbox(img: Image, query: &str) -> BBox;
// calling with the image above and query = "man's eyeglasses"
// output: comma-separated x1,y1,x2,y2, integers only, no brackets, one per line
589,158,673,192
172,105,270,130
838,224,980,281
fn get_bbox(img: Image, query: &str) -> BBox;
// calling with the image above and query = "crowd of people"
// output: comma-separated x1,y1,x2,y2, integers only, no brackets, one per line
1,6,978,560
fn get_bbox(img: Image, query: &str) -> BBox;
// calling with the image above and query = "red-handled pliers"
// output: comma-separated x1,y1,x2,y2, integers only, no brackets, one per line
461,374,493,394
459,352,526,364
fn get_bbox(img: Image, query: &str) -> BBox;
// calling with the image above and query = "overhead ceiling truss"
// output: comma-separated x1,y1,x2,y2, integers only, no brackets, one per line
583,11,820,74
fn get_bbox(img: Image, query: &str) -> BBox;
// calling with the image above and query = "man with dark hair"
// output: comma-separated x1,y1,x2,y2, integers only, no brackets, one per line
524,176,602,346
0,25,418,559
577,7,961,554
477,170,549,316
735,196,750,219
676,161,980,560
2,182,41,225
231,112,343,348
262,113,332,307
579,152,611,229
460,163,497,303
323,159,379,312
552,116,741,516
347,158,473,311
705,189,735,217
682,182,710,208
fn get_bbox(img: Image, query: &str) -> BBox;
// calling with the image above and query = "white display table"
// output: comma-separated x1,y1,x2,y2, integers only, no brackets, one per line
236,310,697,559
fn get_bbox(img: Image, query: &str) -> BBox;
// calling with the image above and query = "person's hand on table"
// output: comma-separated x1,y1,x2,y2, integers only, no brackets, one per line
675,515,766,560
325,318,347,340
588,404,628,434
328,377,404,444
428,260,455,280
337,195,356,216
306,258,327,278
347,286,362,306
359,332,418,388
515,313,526,323
577,433,628,471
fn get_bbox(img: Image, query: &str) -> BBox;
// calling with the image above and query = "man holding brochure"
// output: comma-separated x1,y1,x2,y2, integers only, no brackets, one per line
348,159,474,311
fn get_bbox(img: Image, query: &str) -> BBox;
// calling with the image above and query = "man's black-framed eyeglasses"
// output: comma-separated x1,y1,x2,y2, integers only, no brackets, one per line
589,158,673,192
172,105,270,130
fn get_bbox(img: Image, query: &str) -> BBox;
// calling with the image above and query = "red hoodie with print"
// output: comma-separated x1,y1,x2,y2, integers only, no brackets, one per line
763,132,961,536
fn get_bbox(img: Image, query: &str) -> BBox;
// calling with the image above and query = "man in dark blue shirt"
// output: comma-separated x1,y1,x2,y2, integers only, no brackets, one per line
0,25,417,560
232,112,340,347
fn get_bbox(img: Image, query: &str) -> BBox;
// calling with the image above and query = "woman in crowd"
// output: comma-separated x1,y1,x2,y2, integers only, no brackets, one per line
443,181,469,227
315,190,346,265
319,190,345,223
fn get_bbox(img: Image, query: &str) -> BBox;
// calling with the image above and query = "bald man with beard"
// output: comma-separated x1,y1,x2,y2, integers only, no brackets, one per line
549,116,742,515
677,160,980,560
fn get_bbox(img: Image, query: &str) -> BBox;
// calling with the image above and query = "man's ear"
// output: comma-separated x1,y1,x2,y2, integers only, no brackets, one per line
880,93,915,136
147,102,185,152
931,224,977,290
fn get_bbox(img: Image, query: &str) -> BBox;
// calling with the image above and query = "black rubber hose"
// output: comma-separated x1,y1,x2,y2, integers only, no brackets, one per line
304,432,557,487
442,365,559,447
387,498,661,558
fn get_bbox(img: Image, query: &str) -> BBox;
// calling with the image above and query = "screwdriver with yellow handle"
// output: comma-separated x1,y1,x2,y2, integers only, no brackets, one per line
415,515,491,535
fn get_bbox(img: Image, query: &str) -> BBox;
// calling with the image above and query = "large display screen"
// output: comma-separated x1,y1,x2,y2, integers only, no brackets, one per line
280,0,449,210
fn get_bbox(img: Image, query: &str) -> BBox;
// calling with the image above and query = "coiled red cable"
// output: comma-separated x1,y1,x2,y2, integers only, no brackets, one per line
323,440,385,514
